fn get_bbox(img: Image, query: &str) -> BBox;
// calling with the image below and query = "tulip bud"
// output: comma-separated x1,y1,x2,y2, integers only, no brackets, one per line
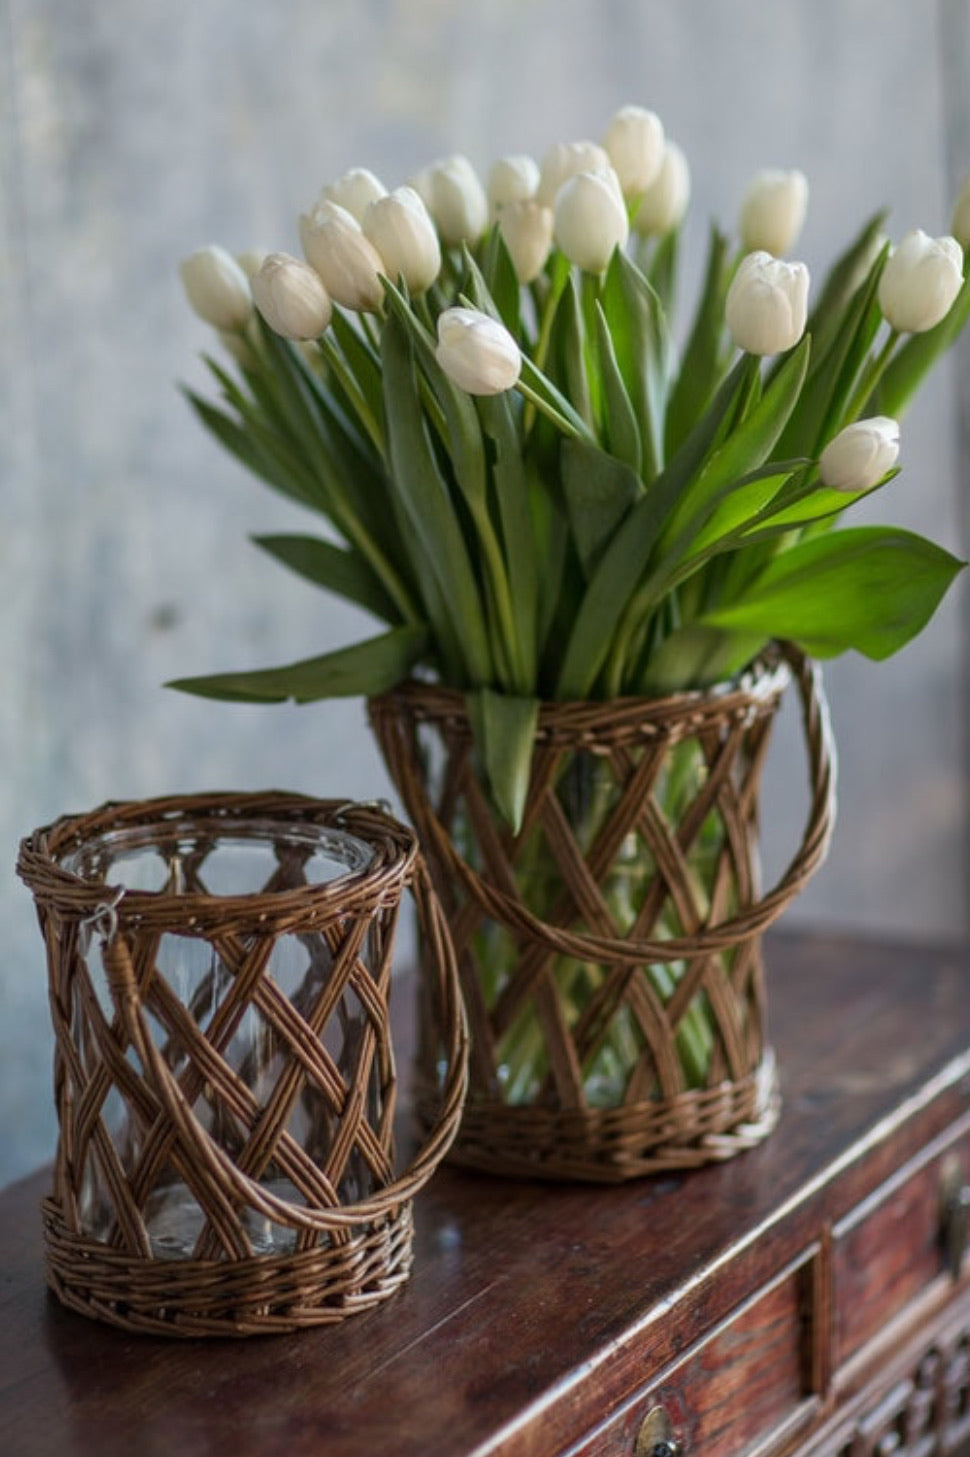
738,169,809,257
633,141,690,237
299,200,385,312
553,167,629,274
951,177,970,250
487,155,541,217
362,187,442,295
435,307,521,395
877,229,964,333
251,253,332,340
321,167,387,223
235,250,267,281
725,250,810,356
411,155,488,246
536,139,611,206
179,245,253,332
603,104,665,198
497,200,554,283
819,417,900,493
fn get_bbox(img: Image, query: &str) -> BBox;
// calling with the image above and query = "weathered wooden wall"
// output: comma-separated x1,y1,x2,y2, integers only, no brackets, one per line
1,0,967,1185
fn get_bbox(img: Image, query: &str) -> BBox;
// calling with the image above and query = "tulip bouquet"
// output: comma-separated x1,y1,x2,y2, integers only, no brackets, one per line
177,106,968,833
176,106,970,1115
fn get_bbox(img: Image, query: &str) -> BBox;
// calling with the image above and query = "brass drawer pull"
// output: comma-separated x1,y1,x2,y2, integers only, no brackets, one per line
636,1407,682,1456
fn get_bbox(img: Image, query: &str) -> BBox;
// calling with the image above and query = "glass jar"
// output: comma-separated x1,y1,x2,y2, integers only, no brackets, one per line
59,814,378,1260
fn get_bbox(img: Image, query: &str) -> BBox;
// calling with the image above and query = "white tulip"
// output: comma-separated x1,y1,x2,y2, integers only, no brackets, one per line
819,417,900,493
362,187,442,294
738,169,809,257
321,167,387,223
951,177,970,250
299,200,385,312
536,139,611,206
633,141,690,237
553,167,629,274
235,250,267,282
497,200,554,283
435,307,521,395
725,250,810,356
179,245,252,332
411,155,488,246
487,155,541,217
251,253,332,340
877,229,964,333
603,104,665,198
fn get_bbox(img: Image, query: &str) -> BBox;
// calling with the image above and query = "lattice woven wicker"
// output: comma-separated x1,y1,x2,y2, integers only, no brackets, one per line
18,792,467,1336
369,643,835,1183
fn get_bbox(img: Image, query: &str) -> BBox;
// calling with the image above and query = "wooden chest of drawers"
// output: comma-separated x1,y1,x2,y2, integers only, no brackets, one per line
2,932,970,1457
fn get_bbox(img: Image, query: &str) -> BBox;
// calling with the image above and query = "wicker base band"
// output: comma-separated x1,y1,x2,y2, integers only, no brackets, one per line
415,1053,779,1184
42,1197,414,1337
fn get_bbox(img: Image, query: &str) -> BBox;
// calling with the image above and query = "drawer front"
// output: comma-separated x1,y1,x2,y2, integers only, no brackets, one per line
570,1257,814,1457
832,1123,970,1367
794,1298,970,1456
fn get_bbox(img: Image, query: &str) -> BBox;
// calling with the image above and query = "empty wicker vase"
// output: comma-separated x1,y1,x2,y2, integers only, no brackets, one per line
369,643,835,1184
18,792,467,1336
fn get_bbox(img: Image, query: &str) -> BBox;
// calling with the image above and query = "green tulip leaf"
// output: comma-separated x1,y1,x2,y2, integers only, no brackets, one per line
594,301,642,472
601,248,671,479
646,226,681,317
381,311,493,683
640,625,769,695
480,227,525,340
700,526,965,660
561,436,642,577
466,687,539,833
251,534,403,624
778,244,886,458
554,356,756,699
167,624,430,703
382,280,488,508
477,392,539,683
803,210,888,364
184,387,307,507
739,470,898,539
330,309,384,423
684,465,805,558
546,274,593,428
657,336,811,555
665,226,731,457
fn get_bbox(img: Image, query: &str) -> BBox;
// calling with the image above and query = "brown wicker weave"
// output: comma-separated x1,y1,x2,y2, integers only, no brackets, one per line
18,792,467,1336
369,643,835,1183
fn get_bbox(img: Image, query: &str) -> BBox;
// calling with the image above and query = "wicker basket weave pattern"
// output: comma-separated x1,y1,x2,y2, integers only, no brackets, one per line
18,793,468,1336
369,645,835,1183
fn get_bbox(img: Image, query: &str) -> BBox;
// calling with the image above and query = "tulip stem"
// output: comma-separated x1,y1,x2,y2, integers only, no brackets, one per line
533,260,571,376
515,381,584,441
360,313,382,353
515,358,597,444
318,334,384,454
839,328,899,429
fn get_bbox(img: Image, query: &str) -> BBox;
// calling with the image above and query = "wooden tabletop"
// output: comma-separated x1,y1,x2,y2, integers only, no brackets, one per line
2,932,969,1457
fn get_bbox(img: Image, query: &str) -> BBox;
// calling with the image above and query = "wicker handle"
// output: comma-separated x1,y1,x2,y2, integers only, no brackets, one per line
428,641,836,965
101,863,468,1233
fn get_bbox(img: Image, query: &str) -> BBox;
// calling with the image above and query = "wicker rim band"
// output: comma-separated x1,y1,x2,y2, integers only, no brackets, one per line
18,791,469,1230
370,642,836,964
19,793,416,937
